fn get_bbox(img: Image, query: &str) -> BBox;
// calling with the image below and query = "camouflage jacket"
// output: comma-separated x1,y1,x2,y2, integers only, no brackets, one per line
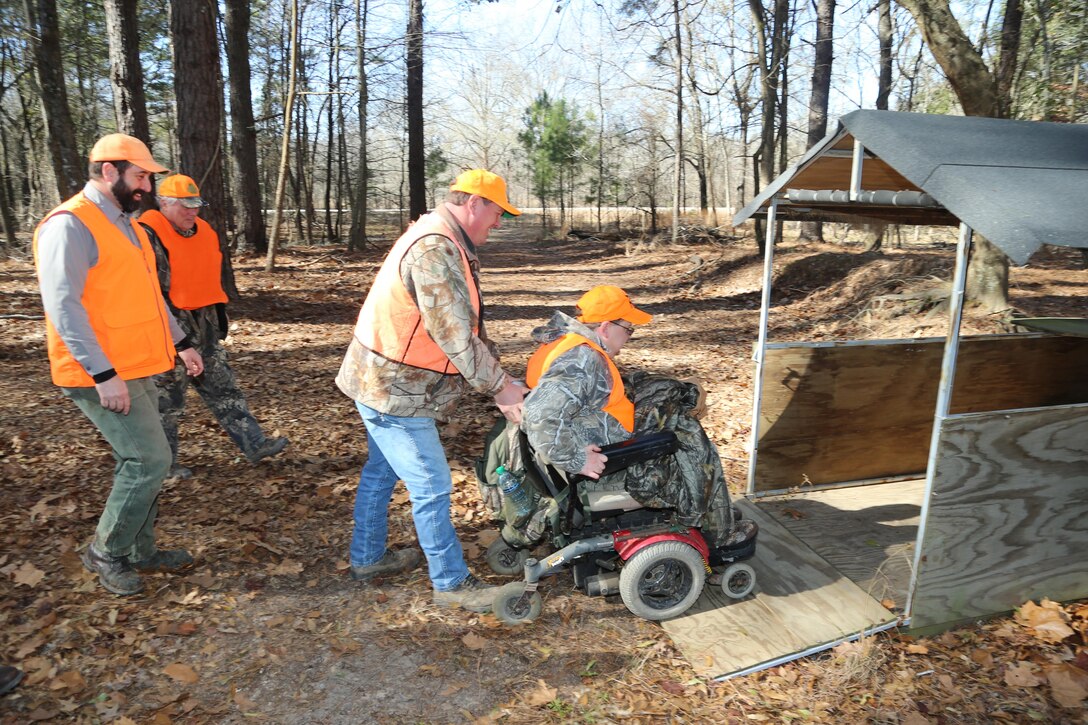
521,311,734,546
521,312,631,474
336,206,507,421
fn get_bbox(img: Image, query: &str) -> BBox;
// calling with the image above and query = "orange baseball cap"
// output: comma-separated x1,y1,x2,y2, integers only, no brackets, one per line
450,169,521,217
157,174,207,208
89,133,168,173
576,285,652,325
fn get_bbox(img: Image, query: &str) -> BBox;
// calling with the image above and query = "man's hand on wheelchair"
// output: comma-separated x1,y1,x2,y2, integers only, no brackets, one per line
494,378,526,424
578,445,608,479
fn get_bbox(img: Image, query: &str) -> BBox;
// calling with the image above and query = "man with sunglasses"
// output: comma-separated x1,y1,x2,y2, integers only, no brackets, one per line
140,174,288,478
520,285,755,550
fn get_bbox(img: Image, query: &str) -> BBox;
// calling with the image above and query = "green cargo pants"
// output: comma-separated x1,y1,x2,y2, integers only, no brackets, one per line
62,376,171,562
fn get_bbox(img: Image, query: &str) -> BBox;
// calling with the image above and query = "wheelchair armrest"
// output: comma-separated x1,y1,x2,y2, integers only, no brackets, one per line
597,431,678,477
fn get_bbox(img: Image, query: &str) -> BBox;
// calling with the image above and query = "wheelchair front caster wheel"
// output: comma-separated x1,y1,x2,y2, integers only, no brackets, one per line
493,582,542,625
485,538,530,576
720,562,756,599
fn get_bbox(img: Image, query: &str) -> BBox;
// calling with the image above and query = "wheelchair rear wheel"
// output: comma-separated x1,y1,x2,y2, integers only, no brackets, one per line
493,582,542,625
485,538,530,576
619,541,706,621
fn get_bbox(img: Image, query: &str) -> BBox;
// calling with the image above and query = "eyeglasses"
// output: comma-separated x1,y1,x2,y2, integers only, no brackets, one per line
613,321,635,337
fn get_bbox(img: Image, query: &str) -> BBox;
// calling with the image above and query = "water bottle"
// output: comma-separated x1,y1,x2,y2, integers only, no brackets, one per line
496,465,534,522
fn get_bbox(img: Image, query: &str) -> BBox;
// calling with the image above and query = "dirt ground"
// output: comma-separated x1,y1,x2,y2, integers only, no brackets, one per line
1,224,1087,724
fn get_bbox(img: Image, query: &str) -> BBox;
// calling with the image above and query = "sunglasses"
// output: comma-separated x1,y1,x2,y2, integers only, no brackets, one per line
613,321,635,336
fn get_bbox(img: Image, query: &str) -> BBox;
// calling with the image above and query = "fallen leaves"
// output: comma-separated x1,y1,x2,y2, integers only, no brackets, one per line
162,663,199,684
11,561,46,587
1005,661,1044,687
1017,598,1076,643
524,679,558,706
1047,663,1088,708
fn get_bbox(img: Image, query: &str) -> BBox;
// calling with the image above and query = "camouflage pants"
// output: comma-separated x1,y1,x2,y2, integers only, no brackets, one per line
154,306,267,463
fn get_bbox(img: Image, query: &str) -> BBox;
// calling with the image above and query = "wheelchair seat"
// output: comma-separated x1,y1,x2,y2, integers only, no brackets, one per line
584,489,643,513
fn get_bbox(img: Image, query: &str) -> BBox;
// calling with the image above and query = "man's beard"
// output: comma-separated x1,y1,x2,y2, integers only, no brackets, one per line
111,176,143,213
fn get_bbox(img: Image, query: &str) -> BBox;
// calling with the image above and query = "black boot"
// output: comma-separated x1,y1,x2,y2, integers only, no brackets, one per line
81,543,144,596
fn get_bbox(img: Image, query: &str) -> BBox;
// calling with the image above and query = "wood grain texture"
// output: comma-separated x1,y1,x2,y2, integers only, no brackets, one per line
911,404,1088,630
753,335,1088,490
759,479,924,608
662,499,895,677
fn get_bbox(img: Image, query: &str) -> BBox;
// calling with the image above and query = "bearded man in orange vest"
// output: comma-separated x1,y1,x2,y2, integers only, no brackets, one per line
139,175,288,478
336,169,526,613
34,134,205,596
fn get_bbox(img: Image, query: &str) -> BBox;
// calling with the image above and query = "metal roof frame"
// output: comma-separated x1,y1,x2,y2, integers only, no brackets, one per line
734,110,1088,264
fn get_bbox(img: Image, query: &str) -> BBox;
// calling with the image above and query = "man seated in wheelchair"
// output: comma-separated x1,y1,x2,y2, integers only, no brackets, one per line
511,284,757,552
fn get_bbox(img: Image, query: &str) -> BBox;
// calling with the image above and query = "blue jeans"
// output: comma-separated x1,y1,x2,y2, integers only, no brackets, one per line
350,403,470,591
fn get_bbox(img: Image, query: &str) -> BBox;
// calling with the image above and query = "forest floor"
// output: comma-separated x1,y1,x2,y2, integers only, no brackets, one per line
1,224,1087,724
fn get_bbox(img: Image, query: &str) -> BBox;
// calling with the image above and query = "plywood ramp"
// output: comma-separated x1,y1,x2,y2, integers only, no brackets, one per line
758,479,923,608
662,499,897,678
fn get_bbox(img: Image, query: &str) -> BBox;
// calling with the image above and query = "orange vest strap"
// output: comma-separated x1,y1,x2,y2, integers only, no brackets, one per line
525,333,635,432
139,210,227,310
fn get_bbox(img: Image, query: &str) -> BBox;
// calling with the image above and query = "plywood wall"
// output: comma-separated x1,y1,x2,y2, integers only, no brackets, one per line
910,404,1088,630
752,335,1088,491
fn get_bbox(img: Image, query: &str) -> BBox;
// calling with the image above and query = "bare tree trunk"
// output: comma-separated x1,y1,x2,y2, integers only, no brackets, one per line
0,116,19,251
102,0,150,142
748,0,788,251
224,0,268,254
172,0,237,297
995,0,1023,117
895,0,1000,116
595,64,605,232
896,0,1016,311
349,0,369,250
0,168,15,255
406,0,425,221
324,8,339,243
292,59,315,244
862,0,894,253
799,0,835,242
671,0,682,243
266,0,299,272
24,0,82,200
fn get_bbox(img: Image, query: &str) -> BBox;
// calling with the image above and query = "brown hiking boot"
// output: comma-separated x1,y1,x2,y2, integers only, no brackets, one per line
350,548,421,581
432,574,498,613
81,543,144,596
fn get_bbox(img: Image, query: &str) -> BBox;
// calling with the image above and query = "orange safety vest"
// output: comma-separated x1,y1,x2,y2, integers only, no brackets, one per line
33,192,176,387
525,333,635,432
139,209,228,310
352,212,481,374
